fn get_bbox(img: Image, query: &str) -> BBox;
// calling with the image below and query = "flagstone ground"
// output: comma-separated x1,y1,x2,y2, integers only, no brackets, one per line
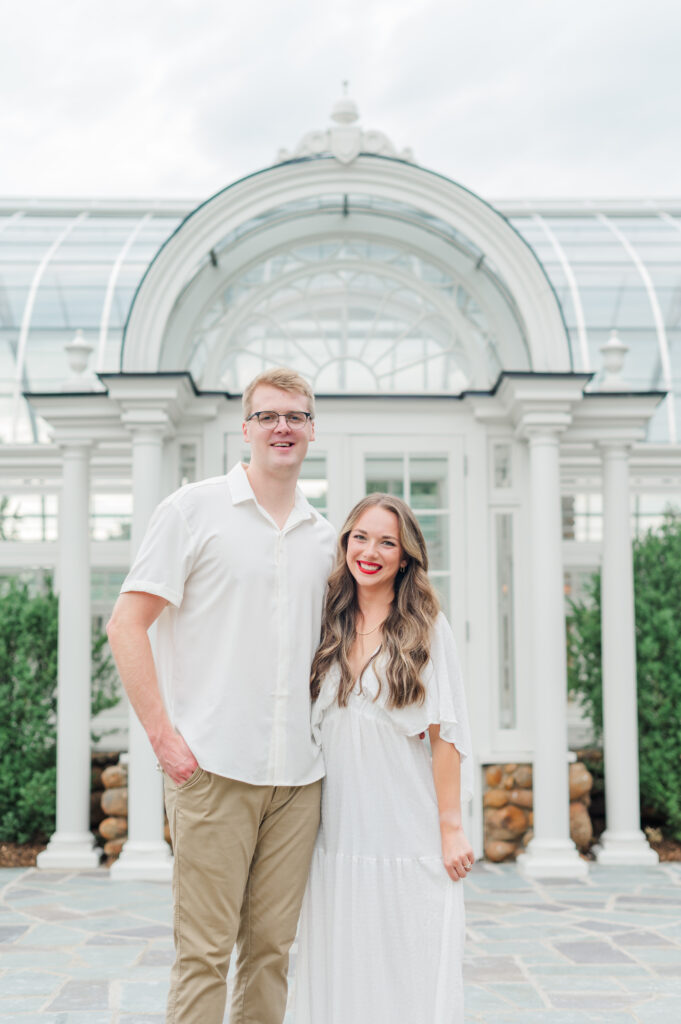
1,862,680,1022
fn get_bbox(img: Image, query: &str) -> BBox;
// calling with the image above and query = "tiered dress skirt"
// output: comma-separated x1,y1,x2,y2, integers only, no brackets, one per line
294,613,473,1024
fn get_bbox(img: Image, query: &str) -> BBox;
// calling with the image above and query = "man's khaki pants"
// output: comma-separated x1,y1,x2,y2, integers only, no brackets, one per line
163,768,321,1024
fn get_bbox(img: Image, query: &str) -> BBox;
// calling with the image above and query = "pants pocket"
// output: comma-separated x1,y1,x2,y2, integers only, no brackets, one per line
177,765,205,791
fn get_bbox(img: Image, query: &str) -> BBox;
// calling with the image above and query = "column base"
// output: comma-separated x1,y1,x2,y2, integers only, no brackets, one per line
594,830,659,866
516,838,589,879
109,841,173,882
36,831,101,870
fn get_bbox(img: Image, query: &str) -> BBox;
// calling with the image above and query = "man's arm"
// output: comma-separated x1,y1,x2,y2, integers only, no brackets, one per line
107,591,198,785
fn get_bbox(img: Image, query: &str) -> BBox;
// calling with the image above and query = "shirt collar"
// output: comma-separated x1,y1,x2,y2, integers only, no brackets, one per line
226,462,315,527
226,462,256,505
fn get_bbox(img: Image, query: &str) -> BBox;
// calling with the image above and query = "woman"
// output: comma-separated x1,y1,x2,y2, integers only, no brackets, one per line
294,493,474,1024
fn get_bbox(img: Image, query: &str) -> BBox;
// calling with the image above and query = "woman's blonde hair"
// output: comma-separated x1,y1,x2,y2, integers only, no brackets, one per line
242,367,315,419
311,493,440,709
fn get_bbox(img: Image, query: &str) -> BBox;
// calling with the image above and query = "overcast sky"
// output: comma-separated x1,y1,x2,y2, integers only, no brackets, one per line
2,0,680,200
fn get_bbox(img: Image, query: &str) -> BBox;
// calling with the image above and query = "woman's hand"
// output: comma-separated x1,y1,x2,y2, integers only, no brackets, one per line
441,821,475,882
428,724,473,881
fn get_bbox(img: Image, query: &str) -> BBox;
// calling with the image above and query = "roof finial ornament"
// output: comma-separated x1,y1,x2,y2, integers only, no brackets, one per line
63,329,97,391
597,329,629,391
275,89,415,166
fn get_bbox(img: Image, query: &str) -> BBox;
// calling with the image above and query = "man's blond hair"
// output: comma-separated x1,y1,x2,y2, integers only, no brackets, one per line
242,367,315,419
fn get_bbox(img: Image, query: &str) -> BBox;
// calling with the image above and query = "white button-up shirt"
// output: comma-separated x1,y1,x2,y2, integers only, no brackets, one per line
121,462,337,786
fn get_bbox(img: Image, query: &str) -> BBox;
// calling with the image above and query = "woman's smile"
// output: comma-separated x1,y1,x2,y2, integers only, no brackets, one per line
346,506,406,590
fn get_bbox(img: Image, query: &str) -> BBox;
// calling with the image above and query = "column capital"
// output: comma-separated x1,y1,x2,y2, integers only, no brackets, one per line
597,438,633,455
100,372,220,434
23,391,126,447
522,418,571,441
120,407,172,439
565,392,664,447
493,373,591,441
57,437,95,454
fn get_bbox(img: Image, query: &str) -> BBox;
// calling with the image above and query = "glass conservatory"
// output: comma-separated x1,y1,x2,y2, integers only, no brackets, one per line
1,98,678,878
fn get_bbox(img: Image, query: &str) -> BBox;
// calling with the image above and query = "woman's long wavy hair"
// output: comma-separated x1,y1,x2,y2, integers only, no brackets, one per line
311,493,440,709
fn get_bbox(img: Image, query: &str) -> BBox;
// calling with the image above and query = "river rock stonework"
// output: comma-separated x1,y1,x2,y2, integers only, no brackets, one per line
483,761,594,862
97,759,172,862
99,762,130,860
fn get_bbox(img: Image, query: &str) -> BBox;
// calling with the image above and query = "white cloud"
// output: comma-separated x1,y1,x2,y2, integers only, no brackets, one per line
1,0,679,198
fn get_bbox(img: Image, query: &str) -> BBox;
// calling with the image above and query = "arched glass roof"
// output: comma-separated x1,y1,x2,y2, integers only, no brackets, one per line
504,202,681,441
158,193,530,395
2,197,680,442
0,202,185,441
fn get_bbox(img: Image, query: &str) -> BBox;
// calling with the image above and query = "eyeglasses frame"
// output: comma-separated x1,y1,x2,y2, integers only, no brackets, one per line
245,410,314,429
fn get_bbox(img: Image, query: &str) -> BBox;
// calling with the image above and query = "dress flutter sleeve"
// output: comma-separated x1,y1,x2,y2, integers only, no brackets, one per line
386,612,474,802
424,612,474,802
310,665,340,745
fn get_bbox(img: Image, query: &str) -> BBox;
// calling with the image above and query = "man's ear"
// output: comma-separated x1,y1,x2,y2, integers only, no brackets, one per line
242,420,250,443
309,420,316,442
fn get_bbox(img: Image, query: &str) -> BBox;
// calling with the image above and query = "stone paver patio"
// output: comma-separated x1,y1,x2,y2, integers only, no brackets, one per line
1,861,680,1022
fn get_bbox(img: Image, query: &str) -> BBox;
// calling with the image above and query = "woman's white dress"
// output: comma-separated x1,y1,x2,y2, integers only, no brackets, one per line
294,612,473,1024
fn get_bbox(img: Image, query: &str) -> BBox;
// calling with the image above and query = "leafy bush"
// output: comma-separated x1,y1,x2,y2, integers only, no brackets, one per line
567,516,681,839
0,576,119,843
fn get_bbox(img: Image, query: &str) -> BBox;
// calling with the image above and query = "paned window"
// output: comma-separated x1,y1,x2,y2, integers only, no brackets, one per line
365,454,450,614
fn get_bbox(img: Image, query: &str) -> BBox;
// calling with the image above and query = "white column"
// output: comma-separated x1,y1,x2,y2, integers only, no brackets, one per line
596,443,658,864
110,423,173,880
38,443,100,869
517,430,588,879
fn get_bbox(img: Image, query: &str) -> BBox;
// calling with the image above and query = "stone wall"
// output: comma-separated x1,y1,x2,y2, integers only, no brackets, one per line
483,761,594,862
99,762,130,861
90,752,122,853
97,759,171,863
92,755,594,864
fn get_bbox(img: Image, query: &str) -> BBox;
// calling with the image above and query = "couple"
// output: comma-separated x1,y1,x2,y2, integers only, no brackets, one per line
107,367,473,1024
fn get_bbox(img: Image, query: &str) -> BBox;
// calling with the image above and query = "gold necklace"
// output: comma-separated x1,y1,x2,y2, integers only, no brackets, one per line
356,619,386,637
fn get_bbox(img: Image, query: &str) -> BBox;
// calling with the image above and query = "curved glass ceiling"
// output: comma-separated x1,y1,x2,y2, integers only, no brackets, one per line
184,238,505,394
1,197,680,442
159,195,530,395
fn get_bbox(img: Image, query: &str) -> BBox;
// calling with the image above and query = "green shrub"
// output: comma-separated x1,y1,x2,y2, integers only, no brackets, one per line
0,576,119,843
567,516,681,839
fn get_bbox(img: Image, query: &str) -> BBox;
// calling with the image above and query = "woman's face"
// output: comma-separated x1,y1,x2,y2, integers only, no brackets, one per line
345,505,406,593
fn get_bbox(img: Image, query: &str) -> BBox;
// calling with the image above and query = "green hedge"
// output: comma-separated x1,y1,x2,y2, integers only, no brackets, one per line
0,576,119,843
567,516,681,840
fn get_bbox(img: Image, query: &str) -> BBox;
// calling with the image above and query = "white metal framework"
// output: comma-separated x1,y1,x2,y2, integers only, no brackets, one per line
0,100,675,877
2,197,680,442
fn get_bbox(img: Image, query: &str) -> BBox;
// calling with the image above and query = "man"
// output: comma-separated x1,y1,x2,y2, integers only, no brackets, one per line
107,367,336,1024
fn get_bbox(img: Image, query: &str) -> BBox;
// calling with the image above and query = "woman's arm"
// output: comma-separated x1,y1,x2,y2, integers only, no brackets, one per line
429,723,475,881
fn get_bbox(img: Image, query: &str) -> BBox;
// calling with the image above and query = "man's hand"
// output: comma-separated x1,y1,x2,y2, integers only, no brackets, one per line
155,729,199,785
107,593,198,786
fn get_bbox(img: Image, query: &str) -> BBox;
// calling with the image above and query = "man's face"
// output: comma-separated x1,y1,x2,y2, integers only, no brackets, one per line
242,384,315,474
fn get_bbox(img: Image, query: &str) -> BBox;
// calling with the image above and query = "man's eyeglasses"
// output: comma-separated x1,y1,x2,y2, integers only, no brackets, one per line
246,411,313,429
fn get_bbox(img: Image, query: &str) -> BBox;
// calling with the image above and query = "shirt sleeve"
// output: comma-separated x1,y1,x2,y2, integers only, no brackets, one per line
120,497,195,608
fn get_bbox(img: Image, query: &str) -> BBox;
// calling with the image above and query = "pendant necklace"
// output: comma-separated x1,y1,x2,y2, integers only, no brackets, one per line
356,619,386,636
